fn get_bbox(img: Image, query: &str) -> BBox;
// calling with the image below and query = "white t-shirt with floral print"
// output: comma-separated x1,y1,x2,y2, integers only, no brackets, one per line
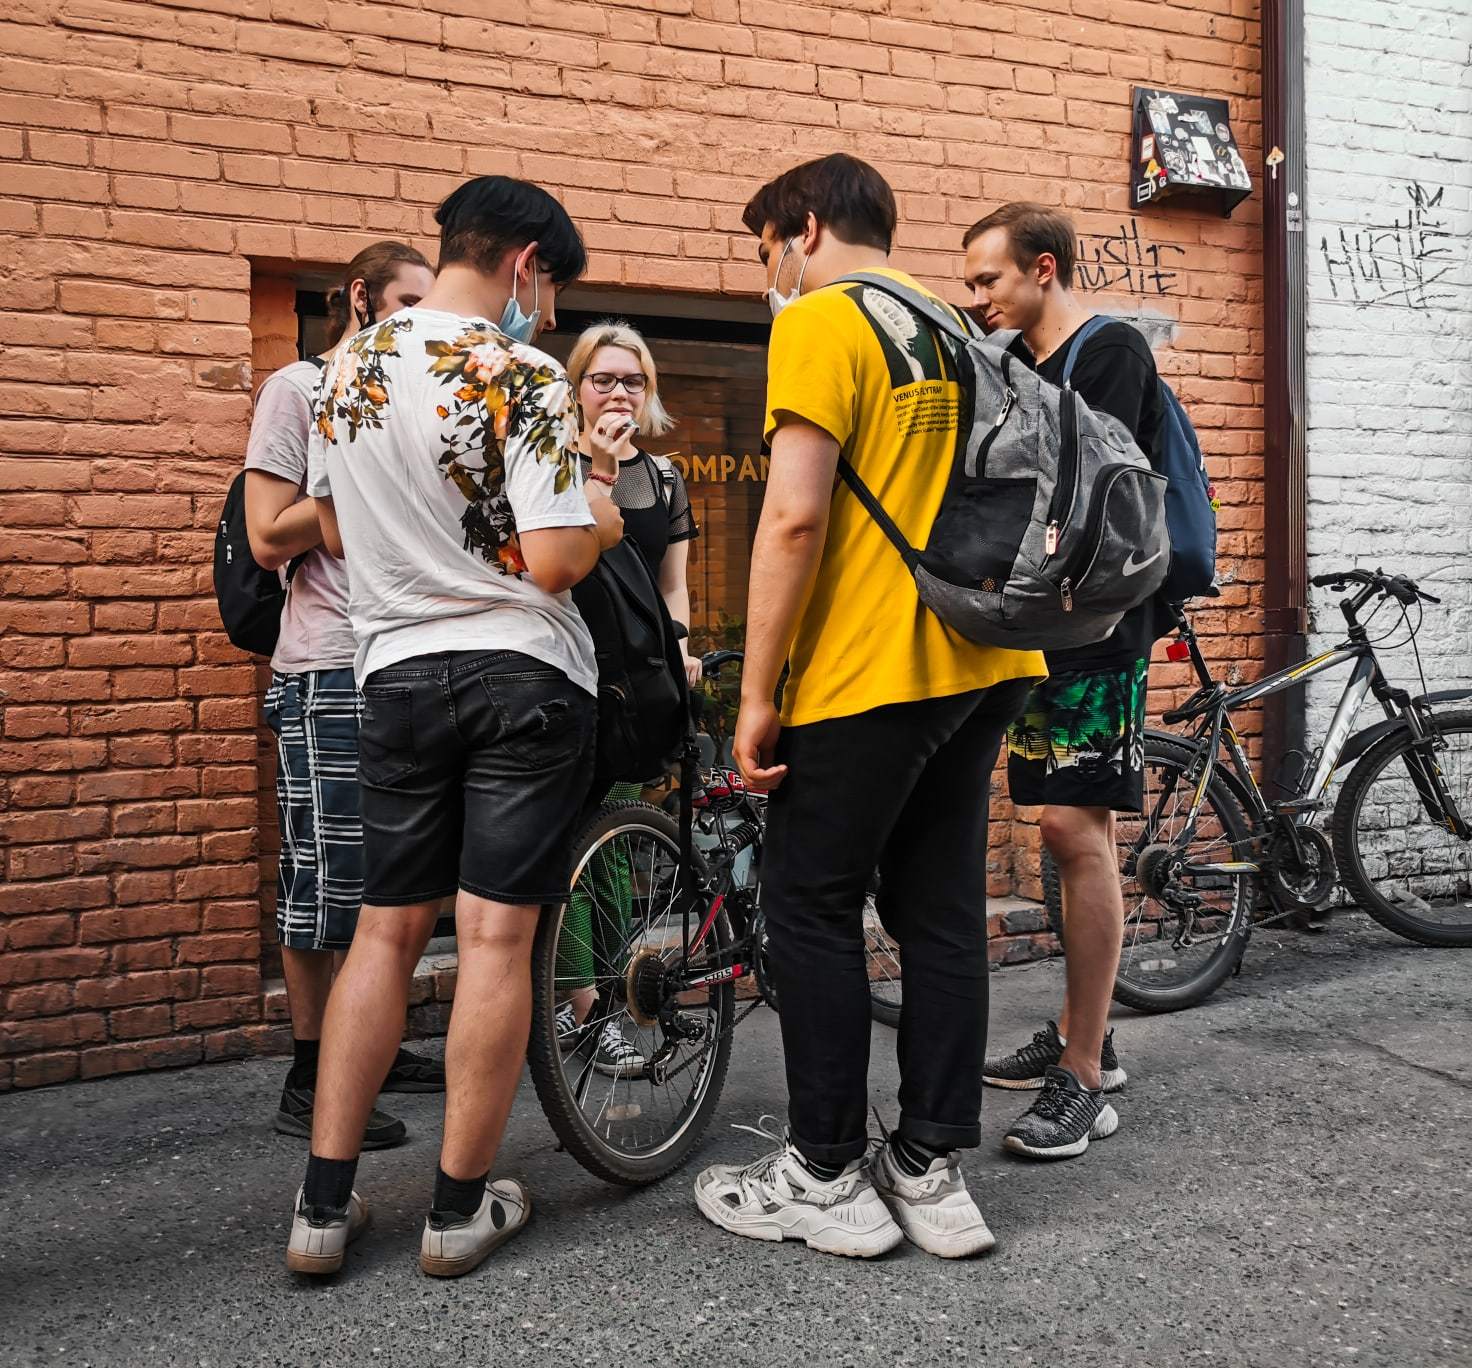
306,307,597,692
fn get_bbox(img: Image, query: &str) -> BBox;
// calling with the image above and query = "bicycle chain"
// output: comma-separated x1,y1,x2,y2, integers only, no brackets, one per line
656,996,768,1083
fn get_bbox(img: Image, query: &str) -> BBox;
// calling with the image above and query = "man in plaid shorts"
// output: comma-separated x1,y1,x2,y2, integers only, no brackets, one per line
244,241,443,1148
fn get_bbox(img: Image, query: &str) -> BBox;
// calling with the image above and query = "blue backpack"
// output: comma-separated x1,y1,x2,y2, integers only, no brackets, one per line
1063,317,1218,603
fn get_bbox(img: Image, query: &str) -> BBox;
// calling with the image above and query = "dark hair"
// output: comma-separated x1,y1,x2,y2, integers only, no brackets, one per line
962,203,1077,285
435,176,588,286
741,154,897,253
325,240,433,338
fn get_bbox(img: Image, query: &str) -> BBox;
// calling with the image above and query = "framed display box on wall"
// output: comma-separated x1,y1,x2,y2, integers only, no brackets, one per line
1132,87,1253,217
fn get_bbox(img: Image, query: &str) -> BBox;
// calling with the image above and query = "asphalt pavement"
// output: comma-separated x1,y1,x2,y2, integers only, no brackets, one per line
2,914,1469,1368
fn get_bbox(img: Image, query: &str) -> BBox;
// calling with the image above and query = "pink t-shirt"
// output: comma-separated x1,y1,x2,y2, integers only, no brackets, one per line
243,360,357,674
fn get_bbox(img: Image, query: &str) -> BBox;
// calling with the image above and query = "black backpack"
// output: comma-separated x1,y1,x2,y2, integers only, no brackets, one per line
213,357,324,656
570,537,688,790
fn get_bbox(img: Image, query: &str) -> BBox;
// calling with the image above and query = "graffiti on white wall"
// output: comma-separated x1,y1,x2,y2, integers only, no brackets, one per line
1319,182,1456,310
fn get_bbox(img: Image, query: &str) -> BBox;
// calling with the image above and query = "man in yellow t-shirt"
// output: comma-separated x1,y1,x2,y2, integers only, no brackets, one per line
692,155,1044,1262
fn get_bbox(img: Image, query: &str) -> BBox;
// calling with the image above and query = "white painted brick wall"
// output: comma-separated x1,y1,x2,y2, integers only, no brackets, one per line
1305,0,1472,764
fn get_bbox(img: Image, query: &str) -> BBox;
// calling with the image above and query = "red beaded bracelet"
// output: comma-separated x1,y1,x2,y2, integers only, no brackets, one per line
586,471,617,488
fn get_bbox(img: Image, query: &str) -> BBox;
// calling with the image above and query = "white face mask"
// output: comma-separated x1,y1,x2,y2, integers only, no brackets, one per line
765,237,809,318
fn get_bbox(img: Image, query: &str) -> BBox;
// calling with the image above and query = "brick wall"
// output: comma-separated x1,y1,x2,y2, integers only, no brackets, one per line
0,0,1264,1090
1304,2,1472,750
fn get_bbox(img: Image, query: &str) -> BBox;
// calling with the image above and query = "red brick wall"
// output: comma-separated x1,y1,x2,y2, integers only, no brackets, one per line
0,0,1263,1090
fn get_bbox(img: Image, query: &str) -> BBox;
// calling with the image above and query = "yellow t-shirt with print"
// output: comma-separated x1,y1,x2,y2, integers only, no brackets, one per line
764,267,1046,727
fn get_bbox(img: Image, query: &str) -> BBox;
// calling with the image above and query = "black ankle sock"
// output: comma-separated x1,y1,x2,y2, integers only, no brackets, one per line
891,1133,945,1178
303,1154,357,1212
287,1038,320,1088
795,1150,846,1182
432,1167,488,1221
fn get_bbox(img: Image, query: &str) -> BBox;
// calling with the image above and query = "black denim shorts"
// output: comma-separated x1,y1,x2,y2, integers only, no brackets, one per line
357,651,596,907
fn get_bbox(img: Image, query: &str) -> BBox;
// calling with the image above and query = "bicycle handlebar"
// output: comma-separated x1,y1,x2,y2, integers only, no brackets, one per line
1310,568,1440,605
701,649,745,678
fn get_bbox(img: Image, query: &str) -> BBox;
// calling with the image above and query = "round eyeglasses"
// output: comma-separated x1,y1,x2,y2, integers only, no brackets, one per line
585,372,648,394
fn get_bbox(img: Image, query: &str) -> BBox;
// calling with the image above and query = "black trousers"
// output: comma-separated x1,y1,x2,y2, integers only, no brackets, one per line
762,678,1032,1166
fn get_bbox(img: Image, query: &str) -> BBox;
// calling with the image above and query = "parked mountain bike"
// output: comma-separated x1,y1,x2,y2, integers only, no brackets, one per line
1041,568,1472,1012
524,649,773,1185
525,649,906,1184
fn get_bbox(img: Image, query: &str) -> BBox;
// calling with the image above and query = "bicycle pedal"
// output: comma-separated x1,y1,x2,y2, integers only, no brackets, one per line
1273,798,1324,814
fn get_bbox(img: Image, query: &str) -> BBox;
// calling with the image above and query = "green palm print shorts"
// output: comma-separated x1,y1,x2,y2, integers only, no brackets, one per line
1006,659,1148,812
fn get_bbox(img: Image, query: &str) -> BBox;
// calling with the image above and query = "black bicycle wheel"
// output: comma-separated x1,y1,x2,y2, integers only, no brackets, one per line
1333,709,1472,947
863,880,902,1027
1105,737,1257,1012
527,801,734,1186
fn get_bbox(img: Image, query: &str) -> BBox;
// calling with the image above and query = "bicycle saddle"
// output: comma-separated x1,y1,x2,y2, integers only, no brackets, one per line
1162,682,1227,726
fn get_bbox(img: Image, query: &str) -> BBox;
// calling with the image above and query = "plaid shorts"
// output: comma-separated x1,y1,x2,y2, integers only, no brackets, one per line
263,669,364,952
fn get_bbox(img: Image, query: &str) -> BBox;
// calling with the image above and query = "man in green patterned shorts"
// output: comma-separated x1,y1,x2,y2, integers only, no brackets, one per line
964,203,1171,1161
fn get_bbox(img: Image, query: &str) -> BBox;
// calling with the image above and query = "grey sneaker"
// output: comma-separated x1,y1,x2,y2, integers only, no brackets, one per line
869,1139,996,1259
1003,1065,1120,1161
420,1179,531,1278
286,1186,371,1276
983,1022,1127,1093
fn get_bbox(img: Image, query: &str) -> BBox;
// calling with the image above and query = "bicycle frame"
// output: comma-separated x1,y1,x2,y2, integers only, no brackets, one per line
1158,590,1464,878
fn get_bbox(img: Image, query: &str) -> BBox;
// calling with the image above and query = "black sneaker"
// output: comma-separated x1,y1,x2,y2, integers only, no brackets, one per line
1002,1066,1119,1161
381,1047,446,1094
274,1083,408,1150
983,1022,1127,1093
593,1019,646,1079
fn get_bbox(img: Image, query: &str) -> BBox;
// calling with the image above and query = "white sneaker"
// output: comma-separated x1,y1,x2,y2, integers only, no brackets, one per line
868,1140,996,1259
693,1121,903,1259
420,1179,530,1278
593,1018,646,1078
285,1186,371,1275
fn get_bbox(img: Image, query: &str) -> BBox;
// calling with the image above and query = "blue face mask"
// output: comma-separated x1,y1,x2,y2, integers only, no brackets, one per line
499,263,541,343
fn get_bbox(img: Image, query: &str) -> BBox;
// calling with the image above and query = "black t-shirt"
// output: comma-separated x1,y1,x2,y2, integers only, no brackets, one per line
577,449,698,578
1014,320,1166,673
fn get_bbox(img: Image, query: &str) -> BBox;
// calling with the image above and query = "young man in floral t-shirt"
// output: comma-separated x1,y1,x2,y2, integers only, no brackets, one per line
285,178,623,1279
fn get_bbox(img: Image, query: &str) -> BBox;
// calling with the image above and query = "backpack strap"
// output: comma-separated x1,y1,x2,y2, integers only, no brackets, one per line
836,272,980,344
1060,315,1114,386
835,459,921,570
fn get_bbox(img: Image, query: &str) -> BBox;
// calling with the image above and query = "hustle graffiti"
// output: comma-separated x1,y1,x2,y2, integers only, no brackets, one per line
1319,182,1455,311
1074,222,1186,295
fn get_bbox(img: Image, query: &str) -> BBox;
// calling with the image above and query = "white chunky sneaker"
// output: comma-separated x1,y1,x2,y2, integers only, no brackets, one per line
420,1179,530,1278
693,1120,903,1260
285,1186,370,1275
868,1139,996,1259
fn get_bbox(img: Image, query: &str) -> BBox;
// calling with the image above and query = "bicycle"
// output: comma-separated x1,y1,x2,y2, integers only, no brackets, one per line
524,648,775,1186
1040,567,1472,1012
525,648,907,1183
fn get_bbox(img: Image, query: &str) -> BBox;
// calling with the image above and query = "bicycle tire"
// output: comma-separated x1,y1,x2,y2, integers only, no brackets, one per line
1040,728,1255,951
527,801,735,1186
1332,708,1472,947
863,882,903,1028
1036,736,1256,1013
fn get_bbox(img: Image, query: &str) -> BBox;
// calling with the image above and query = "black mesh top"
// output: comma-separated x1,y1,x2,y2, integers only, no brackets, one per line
578,450,698,574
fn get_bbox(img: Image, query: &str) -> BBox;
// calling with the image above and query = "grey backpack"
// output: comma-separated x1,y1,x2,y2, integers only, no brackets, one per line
835,273,1169,651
